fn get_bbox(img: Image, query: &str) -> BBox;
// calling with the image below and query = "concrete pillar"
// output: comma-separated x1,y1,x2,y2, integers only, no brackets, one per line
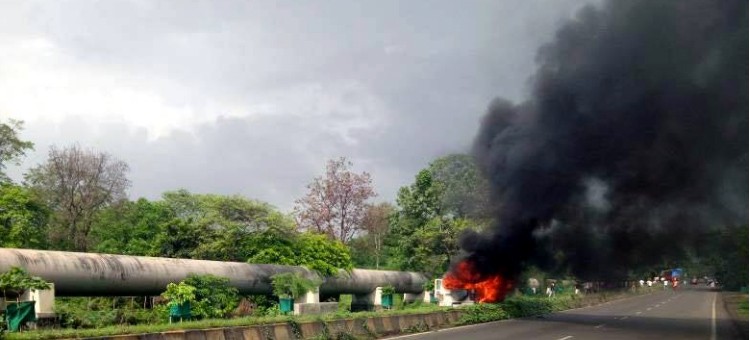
20,283,56,319
351,286,383,311
293,286,320,315
295,286,320,304
403,291,427,303
424,291,432,303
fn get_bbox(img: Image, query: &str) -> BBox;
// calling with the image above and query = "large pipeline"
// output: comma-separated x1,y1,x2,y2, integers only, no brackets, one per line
0,248,426,296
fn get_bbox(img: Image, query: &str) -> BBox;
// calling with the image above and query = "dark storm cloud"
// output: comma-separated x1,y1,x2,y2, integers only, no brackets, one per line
465,0,748,280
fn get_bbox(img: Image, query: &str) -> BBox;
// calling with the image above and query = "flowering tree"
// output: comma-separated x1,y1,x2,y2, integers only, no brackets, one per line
295,157,376,242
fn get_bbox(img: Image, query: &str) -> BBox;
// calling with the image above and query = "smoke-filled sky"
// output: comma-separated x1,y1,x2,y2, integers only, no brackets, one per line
465,0,747,281
0,0,594,210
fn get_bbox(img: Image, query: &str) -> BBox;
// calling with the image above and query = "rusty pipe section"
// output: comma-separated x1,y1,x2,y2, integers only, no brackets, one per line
0,248,426,296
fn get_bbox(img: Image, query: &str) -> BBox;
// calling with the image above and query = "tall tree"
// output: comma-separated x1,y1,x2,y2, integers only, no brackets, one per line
25,145,130,251
294,157,376,242
358,202,394,269
387,167,477,277
89,198,174,256
151,190,298,261
388,169,443,273
428,154,491,219
0,183,49,249
248,232,353,276
0,119,34,182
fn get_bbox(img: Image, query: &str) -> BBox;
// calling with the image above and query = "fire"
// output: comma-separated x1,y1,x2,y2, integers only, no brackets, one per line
442,260,512,303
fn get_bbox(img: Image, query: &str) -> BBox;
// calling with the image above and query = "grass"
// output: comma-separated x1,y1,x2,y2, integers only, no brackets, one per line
738,296,748,317
6,304,450,340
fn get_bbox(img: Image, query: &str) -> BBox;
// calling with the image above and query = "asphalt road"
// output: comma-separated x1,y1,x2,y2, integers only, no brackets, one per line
388,286,740,340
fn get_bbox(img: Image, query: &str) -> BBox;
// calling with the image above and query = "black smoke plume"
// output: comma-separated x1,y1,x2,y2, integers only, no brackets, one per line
463,0,747,281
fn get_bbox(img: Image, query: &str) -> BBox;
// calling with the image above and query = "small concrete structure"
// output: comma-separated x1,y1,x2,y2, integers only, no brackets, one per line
293,287,321,315
293,302,338,316
351,286,383,311
19,283,56,319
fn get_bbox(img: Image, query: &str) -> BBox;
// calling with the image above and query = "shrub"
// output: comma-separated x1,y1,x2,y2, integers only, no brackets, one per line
183,274,240,319
381,285,396,296
501,296,552,317
160,282,196,307
53,297,164,329
458,303,508,325
271,272,319,299
422,280,435,292
0,267,51,299
738,298,748,316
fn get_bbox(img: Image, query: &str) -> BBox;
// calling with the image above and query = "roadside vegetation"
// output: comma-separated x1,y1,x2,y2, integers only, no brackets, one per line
739,298,748,317
6,289,640,340
5,301,449,340
458,292,620,325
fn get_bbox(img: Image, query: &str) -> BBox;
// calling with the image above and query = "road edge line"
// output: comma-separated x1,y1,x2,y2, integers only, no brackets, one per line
711,292,717,340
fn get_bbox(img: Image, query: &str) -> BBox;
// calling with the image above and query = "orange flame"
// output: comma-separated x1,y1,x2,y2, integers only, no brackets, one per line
442,260,512,303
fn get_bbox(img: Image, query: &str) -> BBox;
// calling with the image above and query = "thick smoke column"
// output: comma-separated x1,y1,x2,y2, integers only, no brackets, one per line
464,0,747,282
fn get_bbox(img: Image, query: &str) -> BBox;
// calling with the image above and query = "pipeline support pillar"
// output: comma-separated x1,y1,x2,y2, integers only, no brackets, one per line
293,287,338,315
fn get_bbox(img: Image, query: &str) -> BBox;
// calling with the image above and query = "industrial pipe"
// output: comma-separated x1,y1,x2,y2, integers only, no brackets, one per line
0,248,426,296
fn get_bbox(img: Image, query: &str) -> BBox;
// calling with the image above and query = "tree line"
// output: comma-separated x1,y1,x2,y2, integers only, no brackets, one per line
1,119,743,289
0,120,491,280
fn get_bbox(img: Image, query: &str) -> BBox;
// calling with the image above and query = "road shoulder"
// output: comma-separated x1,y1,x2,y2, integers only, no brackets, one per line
722,291,749,339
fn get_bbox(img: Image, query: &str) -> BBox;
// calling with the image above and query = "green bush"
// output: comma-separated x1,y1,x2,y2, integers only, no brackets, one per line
459,294,589,326
738,298,748,316
161,282,196,307
422,280,435,292
183,274,240,319
337,294,352,312
458,303,508,325
0,267,51,299
501,296,552,317
54,298,164,329
381,285,396,296
270,272,319,299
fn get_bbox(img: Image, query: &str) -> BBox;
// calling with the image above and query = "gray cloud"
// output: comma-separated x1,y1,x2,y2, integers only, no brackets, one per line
3,0,593,211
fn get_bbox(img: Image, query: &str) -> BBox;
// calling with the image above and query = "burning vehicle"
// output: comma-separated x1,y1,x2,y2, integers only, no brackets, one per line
434,260,513,306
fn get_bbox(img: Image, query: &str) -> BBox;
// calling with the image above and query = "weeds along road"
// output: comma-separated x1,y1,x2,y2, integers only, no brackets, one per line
388,286,740,340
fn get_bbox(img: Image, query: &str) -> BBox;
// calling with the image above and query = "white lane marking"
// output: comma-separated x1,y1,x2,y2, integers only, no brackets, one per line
557,336,574,340
635,311,642,315
711,293,717,340
594,324,605,329
619,316,629,320
386,333,429,340
646,307,652,311
432,319,514,333
386,319,516,339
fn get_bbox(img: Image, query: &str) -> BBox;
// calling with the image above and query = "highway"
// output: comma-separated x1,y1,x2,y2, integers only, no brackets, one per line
390,286,740,340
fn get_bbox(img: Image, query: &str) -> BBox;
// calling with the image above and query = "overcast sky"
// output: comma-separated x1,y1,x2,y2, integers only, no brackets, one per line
1,0,593,211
